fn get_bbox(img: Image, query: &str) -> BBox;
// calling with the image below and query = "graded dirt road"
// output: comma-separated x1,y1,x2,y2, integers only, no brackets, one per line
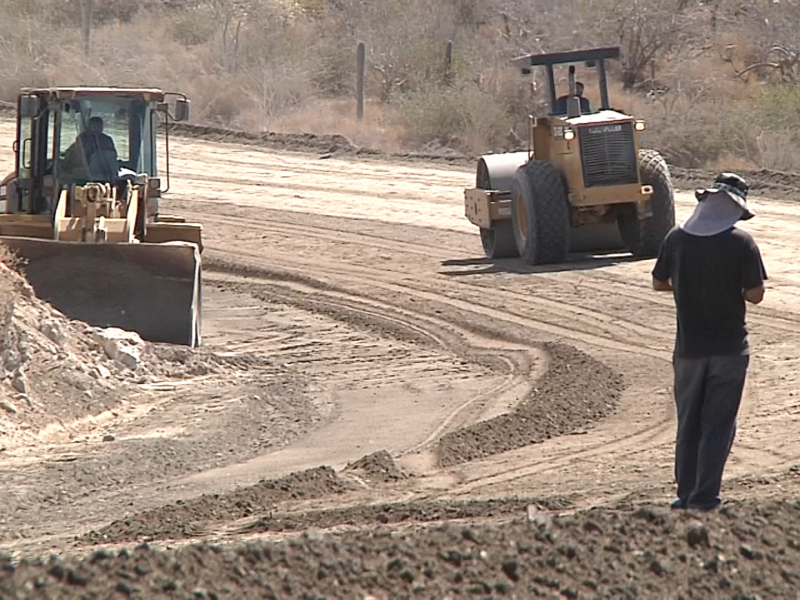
2,119,800,597
163,133,800,508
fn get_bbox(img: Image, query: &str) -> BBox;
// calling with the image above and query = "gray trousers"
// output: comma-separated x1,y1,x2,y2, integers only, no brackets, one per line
673,354,749,508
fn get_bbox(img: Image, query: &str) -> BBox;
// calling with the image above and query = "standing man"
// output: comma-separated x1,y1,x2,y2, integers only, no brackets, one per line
652,173,767,510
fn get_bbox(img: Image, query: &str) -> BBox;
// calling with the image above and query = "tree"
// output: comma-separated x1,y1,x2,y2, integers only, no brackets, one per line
581,0,703,89
80,0,93,59
719,0,800,83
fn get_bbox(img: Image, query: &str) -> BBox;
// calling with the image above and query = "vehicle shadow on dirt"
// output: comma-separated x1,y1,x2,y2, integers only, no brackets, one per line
439,251,650,276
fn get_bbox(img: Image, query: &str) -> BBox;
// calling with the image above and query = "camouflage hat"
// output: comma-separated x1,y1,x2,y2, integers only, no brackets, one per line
695,172,754,220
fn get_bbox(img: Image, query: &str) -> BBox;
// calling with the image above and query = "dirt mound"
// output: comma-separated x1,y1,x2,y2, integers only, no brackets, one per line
167,122,358,155
81,466,353,545
437,343,624,467
669,165,800,200
0,262,136,450
167,121,474,165
240,496,572,535
344,450,408,483
0,258,267,451
8,500,800,598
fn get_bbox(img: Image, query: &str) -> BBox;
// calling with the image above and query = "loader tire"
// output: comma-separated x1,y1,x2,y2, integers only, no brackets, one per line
480,221,519,259
510,160,570,265
618,149,675,258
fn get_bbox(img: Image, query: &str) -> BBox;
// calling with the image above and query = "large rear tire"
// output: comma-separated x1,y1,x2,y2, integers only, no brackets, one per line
618,149,675,257
480,221,518,259
510,160,570,265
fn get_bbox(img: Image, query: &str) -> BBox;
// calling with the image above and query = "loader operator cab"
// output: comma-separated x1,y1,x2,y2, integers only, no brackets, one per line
1,87,190,226
514,47,618,119
61,115,120,185
0,87,203,348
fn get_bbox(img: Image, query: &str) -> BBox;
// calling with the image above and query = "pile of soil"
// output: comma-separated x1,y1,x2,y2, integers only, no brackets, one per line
436,343,625,467
7,500,800,598
344,450,409,483
239,496,573,535
669,166,800,200
0,262,134,450
0,260,265,451
80,466,353,545
167,122,358,155
140,343,274,380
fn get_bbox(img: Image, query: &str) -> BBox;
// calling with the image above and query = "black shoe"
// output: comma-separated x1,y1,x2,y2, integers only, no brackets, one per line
671,499,687,510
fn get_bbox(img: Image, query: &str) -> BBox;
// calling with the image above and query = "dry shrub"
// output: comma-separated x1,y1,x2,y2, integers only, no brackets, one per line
390,81,512,154
266,98,406,152
749,130,800,172
0,0,799,170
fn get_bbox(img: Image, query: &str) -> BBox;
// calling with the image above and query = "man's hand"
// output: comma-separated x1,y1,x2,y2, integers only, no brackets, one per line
744,285,765,304
652,277,673,292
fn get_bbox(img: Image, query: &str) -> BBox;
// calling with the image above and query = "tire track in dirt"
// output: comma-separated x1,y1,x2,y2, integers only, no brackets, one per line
207,271,623,466
190,206,800,337
179,183,678,498
212,272,539,439
171,266,566,495
193,200,787,504
198,251,673,502
206,248,674,361
197,206,797,450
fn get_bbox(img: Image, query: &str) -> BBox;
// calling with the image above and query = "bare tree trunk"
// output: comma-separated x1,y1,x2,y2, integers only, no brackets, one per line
356,41,366,121
80,0,93,60
444,40,454,86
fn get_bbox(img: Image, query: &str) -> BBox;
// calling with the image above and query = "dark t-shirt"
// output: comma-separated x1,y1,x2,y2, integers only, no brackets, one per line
79,132,116,162
652,226,767,358
555,95,592,114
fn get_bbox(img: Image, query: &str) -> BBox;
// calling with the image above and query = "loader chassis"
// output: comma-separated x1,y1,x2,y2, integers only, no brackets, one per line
0,87,203,346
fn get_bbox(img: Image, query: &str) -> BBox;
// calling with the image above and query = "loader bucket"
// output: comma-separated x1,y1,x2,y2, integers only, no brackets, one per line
0,237,201,347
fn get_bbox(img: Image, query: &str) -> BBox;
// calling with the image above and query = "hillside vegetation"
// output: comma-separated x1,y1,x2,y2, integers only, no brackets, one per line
1,0,799,170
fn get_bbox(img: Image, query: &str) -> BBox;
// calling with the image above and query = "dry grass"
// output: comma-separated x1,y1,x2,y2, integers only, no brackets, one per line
0,0,799,170
267,99,406,153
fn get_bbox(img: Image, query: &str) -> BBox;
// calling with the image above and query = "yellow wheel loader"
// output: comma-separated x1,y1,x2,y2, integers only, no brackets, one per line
0,87,203,346
464,46,675,265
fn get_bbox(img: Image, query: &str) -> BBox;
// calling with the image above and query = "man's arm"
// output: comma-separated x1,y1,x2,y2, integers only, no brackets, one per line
741,235,767,305
744,285,764,304
653,277,673,292
651,229,674,292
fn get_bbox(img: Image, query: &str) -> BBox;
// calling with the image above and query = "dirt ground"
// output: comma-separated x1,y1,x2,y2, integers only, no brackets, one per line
2,118,800,597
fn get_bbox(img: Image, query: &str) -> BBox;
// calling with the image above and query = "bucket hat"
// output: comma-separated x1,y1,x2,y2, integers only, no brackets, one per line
681,173,754,236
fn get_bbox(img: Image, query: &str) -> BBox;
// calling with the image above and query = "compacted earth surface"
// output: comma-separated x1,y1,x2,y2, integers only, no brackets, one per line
2,118,800,597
